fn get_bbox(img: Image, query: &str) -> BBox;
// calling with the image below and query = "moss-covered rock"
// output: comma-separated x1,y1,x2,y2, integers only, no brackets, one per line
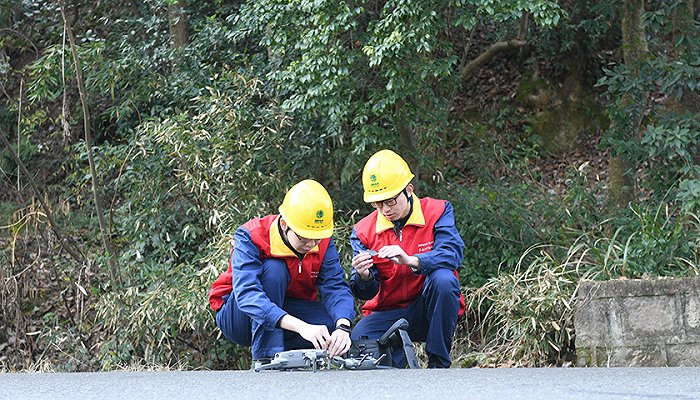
518,74,608,155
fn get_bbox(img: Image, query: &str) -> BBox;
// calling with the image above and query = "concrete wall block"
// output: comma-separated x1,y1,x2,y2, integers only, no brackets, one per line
578,277,700,299
622,295,679,336
684,292,700,331
575,277,700,367
609,345,668,367
667,343,700,367
574,297,613,346
576,345,667,367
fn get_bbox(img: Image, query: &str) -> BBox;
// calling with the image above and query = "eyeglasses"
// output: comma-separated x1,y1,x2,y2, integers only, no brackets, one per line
371,191,404,209
285,227,321,245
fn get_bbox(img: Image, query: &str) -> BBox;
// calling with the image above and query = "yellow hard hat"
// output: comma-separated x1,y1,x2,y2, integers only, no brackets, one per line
278,179,334,239
362,149,415,203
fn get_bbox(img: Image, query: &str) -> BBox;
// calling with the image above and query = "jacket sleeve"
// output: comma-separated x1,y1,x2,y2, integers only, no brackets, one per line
414,201,465,274
231,226,287,330
348,227,380,300
316,238,357,324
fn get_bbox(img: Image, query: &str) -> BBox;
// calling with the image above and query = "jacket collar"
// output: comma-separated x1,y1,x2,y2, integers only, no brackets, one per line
375,194,425,234
269,215,319,257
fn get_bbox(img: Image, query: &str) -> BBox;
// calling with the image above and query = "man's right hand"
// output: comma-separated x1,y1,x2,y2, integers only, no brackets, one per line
298,323,331,350
279,315,331,350
352,252,374,281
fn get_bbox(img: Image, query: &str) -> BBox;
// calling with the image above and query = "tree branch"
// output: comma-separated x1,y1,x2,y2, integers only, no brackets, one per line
0,28,39,55
460,39,526,83
517,11,530,41
0,127,84,264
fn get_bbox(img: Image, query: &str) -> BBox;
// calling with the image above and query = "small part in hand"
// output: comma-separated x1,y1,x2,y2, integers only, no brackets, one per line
367,250,399,263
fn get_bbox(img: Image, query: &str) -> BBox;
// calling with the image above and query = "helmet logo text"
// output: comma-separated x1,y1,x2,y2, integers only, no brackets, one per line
369,174,379,187
314,210,325,225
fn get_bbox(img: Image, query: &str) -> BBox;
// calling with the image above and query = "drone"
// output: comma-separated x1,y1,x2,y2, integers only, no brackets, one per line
254,318,417,372
253,349,389,372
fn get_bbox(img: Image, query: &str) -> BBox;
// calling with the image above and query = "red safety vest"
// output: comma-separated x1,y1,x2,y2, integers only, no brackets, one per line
208,215,330,311
354,196,465,316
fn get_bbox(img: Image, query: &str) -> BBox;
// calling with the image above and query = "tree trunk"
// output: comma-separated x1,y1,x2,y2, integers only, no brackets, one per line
168,0,189,49
607,0,649,208
60,2,120,283
395,118,420,191
673,0,694,51
609,155,635,209
671,0,700,163
621,0,648,65
672,0,699,113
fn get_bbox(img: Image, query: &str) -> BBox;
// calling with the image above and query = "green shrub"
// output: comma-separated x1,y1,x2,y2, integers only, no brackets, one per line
588,205,700,279
87,72,292,368
445,158,608,288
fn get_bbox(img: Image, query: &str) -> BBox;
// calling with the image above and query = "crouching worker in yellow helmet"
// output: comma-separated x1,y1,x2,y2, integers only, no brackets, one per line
350,150,465,368
208,180,355,367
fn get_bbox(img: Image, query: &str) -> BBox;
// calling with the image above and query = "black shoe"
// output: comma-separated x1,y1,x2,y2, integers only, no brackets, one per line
427,354,449,369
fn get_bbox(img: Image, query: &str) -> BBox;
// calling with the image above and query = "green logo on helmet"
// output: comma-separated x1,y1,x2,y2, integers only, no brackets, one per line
370,174,377,182
314,209,325,225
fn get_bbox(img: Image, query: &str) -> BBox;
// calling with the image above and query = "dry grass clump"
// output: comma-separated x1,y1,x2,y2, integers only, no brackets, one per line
455,242,597,367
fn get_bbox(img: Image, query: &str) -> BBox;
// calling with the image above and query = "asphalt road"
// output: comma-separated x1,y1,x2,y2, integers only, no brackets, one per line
2,367,699,400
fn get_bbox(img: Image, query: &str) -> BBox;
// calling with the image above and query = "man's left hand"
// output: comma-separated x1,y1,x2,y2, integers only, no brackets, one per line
327,329,351,358
378,245,419,269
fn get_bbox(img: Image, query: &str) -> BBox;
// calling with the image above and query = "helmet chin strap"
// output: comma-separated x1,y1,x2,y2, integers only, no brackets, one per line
392,193,413,236
278,218,306,258
394,187,413,219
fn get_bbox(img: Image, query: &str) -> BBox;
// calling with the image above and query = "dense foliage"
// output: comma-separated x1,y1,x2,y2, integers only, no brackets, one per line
1,0,699,370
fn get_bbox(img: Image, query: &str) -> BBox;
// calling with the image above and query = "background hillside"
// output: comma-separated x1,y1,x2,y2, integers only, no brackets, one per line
1,0,699,370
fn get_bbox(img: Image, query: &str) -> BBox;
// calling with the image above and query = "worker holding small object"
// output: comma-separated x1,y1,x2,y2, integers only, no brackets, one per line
349,150,465,368
209,180,355,368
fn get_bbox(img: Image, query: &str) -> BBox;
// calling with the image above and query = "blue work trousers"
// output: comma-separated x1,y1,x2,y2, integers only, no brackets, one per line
215,258,335,359
350,268,460,368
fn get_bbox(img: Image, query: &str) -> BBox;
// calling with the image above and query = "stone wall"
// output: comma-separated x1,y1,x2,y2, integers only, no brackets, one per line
574,276,700,367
